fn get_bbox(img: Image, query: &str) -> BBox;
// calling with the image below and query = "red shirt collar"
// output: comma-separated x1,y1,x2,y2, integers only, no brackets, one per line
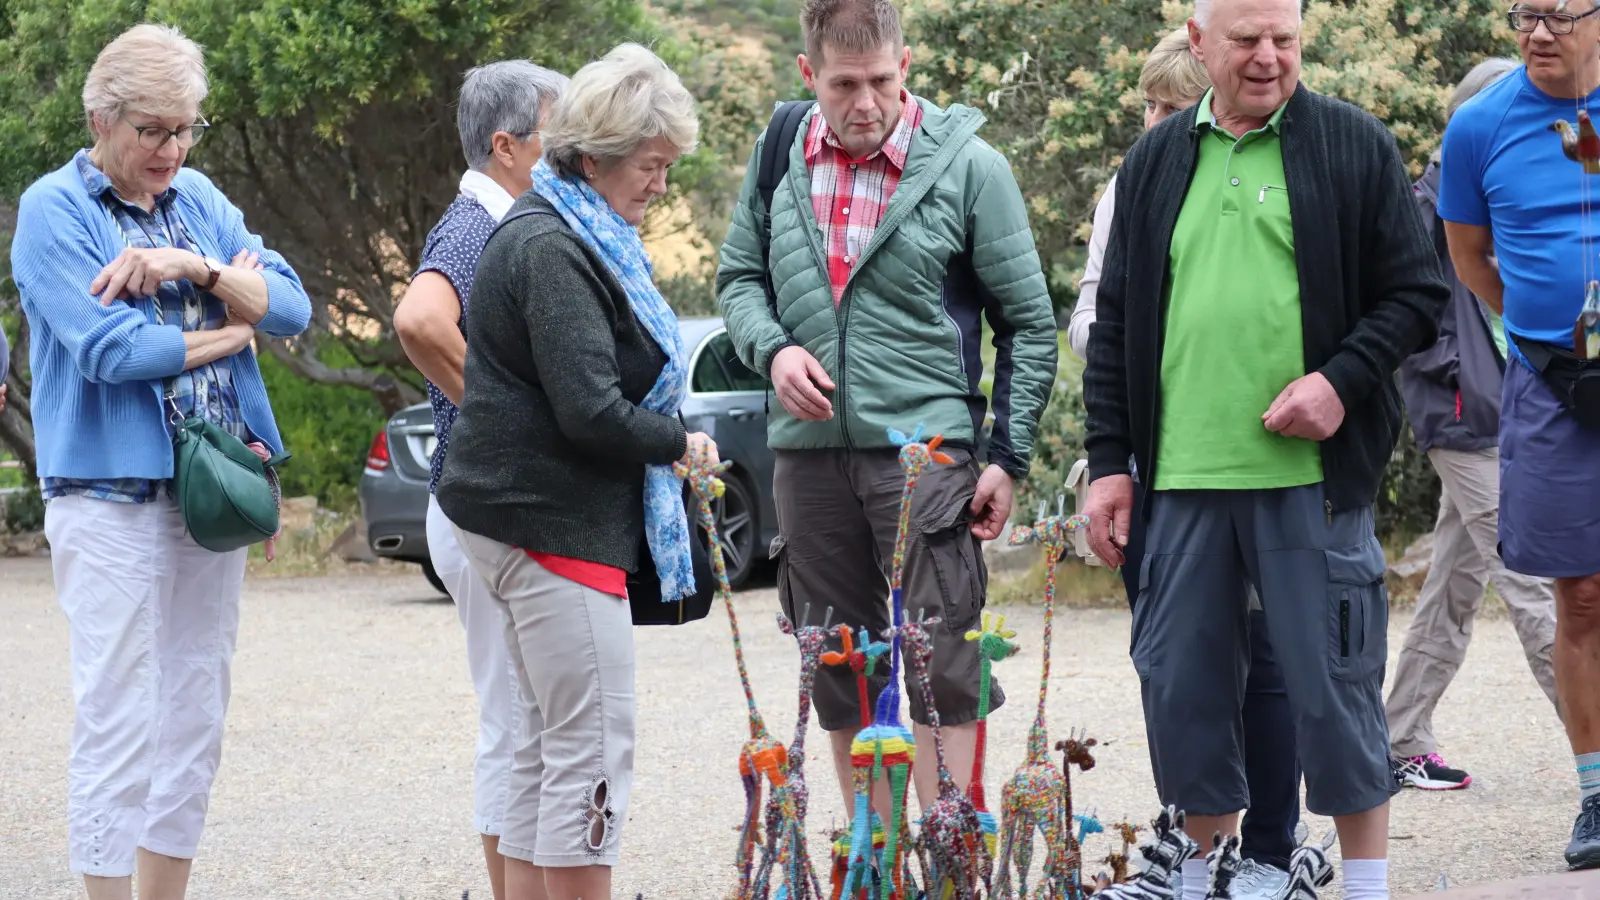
804,90,922,168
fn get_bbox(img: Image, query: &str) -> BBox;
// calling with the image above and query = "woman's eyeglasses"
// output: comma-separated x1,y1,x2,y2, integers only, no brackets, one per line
122,114,210,151
1507,4,1600,34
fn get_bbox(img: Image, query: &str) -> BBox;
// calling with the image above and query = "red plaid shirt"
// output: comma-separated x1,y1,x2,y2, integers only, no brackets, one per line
805,92,923,305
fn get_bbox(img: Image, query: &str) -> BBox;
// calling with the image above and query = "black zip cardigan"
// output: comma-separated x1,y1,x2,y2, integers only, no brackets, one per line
1082,83,1449,518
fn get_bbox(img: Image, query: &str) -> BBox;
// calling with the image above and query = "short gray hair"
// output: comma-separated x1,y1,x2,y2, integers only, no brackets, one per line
541,43,699,180
82,23,208,128
458,60,569,171
1194,0,1302,28
1448,57,1519,120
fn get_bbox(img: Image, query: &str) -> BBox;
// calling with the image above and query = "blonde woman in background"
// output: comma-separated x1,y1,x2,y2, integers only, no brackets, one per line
1069,28,1298,900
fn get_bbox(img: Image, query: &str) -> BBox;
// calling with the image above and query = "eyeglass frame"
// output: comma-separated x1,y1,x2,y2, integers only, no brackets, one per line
120,113,211,150
1506,3,1600,35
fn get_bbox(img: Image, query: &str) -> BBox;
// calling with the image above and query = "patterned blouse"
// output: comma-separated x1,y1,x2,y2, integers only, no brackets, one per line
41,154,249,504
413,194,499,494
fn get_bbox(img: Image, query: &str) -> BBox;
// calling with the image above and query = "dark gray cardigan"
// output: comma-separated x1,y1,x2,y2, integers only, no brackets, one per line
1083,83,1448,517
436,192,688,572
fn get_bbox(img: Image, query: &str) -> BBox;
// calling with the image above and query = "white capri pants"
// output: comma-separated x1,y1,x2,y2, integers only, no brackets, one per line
450,521,636,867
44,493,247,877
425,495,521,835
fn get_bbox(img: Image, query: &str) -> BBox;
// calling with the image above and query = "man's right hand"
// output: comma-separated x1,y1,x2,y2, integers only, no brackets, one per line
1085,473,1134,569
770,345,835,421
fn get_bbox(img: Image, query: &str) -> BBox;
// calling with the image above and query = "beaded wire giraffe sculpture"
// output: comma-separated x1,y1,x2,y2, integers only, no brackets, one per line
823,625,892,900
747,605,834,900
963,610,1020,873
897,610,989,900
840,424,953,900
678,456,796,900
1095,821,1145,889
1055,729,1100,899
991,497,1089,899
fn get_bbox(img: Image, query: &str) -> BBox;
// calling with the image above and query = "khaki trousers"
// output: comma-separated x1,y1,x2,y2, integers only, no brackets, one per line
1385,447,1560,758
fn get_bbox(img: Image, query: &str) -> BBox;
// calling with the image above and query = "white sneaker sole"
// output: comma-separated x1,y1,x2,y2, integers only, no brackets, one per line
1404,772,1472,790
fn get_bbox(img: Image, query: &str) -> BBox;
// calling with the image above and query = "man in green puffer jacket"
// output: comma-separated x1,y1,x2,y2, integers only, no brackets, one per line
715,0,1057,819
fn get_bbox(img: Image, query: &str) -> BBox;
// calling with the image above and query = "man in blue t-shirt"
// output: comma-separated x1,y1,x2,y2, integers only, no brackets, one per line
392,59,567,900
1437,0,1600,869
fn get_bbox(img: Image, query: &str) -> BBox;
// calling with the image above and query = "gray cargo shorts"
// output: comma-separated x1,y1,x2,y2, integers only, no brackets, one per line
771,448,1003,732
1133,482,1398,818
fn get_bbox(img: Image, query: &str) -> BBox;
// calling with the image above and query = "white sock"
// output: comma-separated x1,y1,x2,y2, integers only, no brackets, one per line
1342,858,1389,900
1181,858,1209,900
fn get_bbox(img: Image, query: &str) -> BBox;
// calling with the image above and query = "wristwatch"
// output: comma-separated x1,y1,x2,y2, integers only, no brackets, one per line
200,255,223,291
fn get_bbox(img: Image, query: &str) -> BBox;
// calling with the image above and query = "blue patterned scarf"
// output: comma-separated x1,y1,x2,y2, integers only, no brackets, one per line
530,160,695,602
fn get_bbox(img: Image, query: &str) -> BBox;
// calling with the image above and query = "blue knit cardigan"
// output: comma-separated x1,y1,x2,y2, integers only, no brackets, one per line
12,151,313,481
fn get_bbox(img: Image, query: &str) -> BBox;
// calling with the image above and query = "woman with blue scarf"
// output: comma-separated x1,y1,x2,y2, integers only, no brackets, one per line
435,42,715,900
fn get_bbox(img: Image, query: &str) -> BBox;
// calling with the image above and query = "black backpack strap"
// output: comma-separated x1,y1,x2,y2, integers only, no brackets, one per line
756,100,814,311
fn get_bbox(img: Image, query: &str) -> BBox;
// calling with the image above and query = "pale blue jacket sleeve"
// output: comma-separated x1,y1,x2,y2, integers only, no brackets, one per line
12,185,187,385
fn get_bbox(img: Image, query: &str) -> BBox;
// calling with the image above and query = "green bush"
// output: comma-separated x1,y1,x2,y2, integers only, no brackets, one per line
3,481,43,534
255,349,388,514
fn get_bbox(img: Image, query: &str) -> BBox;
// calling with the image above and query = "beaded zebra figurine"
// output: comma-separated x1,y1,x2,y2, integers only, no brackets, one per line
1277,824,1337,900
679,456,796,900
1090,807,1201,900
1203,834,1244,900
991,497,1089,899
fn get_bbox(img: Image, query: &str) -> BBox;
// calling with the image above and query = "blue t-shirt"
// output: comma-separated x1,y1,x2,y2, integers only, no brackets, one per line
413,194,498,493
1438,66,1600,348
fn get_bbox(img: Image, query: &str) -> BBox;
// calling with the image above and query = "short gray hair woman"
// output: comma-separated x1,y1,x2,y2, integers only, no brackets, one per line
393,57,568,900
435,42,715,900
11,22,310,897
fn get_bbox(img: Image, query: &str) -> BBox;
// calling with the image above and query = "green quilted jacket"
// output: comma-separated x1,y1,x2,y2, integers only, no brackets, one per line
714,96,1057,479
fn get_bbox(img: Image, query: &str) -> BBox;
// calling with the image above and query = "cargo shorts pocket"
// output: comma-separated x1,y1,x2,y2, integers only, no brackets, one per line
1325,538,1389,683
916,499,986,632
770,535,796,623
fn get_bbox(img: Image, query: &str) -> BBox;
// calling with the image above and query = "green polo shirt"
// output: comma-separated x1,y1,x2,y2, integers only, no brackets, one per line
1153,90,1323,491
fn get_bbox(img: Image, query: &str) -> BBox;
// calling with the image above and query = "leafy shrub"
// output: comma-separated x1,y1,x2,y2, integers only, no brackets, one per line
256,350,388,514
3,481,43,534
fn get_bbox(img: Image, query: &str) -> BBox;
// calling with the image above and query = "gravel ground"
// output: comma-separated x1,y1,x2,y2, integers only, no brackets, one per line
0,557,1587,899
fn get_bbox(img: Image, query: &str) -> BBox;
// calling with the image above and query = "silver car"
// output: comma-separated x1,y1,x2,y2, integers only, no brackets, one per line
358,316,779,593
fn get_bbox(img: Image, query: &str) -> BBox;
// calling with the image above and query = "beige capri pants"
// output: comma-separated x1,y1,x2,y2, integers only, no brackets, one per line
451,523,636,867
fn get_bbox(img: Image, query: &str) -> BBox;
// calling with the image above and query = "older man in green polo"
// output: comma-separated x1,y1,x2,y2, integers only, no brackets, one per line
1080,0,1448,895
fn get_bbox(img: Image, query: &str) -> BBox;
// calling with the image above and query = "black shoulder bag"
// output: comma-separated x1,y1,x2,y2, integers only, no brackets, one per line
1511,333,1600,431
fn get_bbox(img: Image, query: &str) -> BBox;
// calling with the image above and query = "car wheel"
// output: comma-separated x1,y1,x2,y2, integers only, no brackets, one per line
421,559,448,596
700,470,758,589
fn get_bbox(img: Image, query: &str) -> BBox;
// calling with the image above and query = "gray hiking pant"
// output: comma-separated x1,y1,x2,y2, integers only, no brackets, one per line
1384,447,1560,758
1133,483,1398,818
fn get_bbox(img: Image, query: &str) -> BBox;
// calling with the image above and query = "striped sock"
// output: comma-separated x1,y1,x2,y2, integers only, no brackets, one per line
1579,751,1600,803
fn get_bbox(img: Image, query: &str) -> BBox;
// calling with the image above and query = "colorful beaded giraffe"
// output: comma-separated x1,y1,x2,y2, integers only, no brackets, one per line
839,424,953,900
897,610,988,900
1055,729,1100,899
991,497,1089,899
963,611,1020,869
746,605,834,900
677,455,793,900
1096,821,1145,888
822,625,892,900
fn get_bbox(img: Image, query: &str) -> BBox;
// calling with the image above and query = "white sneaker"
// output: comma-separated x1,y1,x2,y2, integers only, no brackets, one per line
1231,859,1291,900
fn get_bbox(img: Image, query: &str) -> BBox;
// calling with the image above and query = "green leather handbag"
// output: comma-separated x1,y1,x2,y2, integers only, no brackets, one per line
170,410,289,553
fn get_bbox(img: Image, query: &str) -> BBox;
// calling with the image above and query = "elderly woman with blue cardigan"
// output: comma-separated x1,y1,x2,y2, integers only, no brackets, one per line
11,23,310,899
